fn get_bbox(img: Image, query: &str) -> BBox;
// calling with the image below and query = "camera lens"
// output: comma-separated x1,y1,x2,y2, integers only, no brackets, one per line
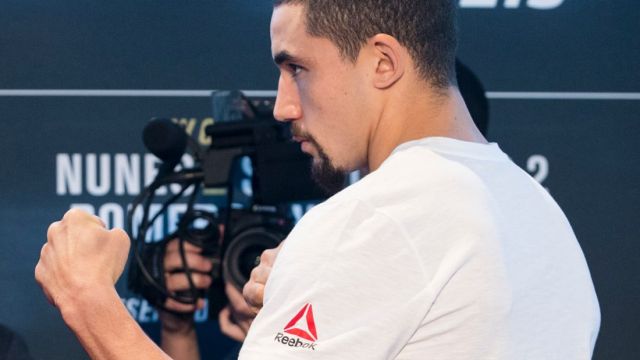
179,210,220,255
222,226,283,290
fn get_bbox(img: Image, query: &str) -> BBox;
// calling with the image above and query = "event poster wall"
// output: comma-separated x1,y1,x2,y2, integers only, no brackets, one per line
0,1,638,359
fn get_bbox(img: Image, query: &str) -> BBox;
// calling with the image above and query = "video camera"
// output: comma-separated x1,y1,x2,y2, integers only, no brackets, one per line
127,90,326,316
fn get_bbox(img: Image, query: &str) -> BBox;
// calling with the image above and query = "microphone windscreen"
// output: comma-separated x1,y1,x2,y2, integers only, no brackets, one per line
143,118,188,165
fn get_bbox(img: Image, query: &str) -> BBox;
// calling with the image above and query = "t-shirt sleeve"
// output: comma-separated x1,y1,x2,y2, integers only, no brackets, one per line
239,200,429,360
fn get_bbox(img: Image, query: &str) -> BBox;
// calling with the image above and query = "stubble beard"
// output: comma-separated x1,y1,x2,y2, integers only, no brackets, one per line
309,141,347,196
292,125,346,195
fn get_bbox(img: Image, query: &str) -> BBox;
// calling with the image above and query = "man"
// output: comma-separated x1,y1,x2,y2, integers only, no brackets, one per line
35,0,601,359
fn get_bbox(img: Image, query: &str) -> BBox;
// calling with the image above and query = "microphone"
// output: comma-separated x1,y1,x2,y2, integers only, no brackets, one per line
143,118,188,178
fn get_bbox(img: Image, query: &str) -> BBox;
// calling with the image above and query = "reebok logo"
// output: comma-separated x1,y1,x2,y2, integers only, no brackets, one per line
274,333,316,350
273,303,318,351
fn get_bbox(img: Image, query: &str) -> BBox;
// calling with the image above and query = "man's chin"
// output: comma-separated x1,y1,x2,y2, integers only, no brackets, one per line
297,135,347,195
311,158,347,196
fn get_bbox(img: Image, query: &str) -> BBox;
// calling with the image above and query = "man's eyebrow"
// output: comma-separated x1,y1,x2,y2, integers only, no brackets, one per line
273,51,301,66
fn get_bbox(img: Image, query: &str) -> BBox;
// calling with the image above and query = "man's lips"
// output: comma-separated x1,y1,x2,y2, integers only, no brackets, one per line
292,136,313,154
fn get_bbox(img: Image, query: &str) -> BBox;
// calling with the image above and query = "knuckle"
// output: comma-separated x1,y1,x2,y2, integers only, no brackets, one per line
63,208,83,220
46,222,59,240
34,263,42,282
255,287,264,302
184,241,201,253
197,256,211,270
165,238,179,252
249,267,259,281
39,243,48,258
242,283,251,300
186,253,202,268
164,247,179,261
195,274,211,288
93,215,106,227
252,266,268,283
165,275,177,290
167,275,181,290
163,258,174,271
243,283,261,306
260,250,271,263
218,307,229,323
110,228,131,247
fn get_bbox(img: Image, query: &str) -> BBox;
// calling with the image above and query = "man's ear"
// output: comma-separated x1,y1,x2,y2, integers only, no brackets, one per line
369,34,405,89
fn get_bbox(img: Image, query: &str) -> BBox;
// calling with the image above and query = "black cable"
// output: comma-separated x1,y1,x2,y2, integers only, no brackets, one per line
175,181,203,304
128,166,229,309
128,170,206,305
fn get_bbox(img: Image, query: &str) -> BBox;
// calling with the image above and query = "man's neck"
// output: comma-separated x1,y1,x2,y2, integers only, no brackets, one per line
367,86,487,171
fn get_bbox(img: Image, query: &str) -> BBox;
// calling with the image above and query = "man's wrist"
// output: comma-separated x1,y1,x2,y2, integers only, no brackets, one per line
160,311,196,336
58,283,119,333
160,312,200,359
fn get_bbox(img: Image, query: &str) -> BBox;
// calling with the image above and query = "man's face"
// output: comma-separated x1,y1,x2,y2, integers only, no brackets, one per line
270,4,374,192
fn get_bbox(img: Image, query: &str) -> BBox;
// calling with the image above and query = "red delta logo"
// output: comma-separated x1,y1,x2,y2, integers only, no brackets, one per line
273,303,318,350
284,303,318,341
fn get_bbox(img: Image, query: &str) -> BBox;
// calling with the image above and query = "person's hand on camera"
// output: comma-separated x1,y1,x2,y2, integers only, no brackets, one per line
160,239,212,327
218,242,284,342
160,239,213,359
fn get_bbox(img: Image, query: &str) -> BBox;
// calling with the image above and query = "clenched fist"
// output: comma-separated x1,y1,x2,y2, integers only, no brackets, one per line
35,208,130,312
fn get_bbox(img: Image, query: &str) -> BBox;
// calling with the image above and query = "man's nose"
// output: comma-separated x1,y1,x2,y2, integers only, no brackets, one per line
273,75,302,122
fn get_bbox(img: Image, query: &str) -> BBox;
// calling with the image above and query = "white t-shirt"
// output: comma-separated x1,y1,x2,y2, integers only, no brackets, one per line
239,137,600,359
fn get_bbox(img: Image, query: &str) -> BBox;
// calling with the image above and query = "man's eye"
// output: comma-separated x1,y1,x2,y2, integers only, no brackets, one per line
289,64,303,76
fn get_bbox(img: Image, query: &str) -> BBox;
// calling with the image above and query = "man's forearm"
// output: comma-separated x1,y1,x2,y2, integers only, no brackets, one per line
60,285,172,360
160,322,200,360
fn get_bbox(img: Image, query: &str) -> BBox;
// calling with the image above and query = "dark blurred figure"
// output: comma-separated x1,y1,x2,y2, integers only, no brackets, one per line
0,324,33,360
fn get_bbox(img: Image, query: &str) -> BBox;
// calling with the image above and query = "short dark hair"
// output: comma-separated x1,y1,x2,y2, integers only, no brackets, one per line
273,0,458,89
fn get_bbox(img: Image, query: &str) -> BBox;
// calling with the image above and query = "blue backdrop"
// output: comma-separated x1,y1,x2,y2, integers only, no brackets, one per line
0,1,638,359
